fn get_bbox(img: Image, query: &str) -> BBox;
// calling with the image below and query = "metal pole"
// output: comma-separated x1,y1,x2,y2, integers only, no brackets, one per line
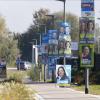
85,68,89,94
40,34,41,45
32,45,34,64
64,0,66,67
44,64,46,82
39,33,42,82
64,0,66,22
45,25,46,34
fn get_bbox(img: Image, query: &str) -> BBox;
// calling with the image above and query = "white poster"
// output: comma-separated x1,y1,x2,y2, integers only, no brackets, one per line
56,65,71,85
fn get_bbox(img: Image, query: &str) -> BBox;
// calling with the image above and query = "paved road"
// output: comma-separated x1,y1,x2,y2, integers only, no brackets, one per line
27,83,100,100
7,67,17,71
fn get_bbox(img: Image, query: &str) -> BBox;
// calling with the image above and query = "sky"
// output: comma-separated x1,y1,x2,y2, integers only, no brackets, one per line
0,0,100,33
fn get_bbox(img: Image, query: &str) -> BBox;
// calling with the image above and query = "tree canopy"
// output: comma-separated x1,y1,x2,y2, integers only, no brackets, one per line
18,8,79,61
0,15,19,64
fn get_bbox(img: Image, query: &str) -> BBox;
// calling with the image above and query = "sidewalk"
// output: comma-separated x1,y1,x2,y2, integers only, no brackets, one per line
26,83,100,100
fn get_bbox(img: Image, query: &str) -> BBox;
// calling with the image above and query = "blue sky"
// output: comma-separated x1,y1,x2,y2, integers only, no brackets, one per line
0,0,100,33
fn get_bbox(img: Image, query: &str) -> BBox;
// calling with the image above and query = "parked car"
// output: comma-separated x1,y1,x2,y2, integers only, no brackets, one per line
0,59,6,68
17,61,32,70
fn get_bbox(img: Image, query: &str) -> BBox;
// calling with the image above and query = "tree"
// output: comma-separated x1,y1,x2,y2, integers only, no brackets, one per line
0,15,19,64
19,9,79,61
54,12,79,41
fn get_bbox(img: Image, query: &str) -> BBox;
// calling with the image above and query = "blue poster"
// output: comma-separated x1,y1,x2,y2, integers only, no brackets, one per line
48,30,58,40
42,54,48,64
48,57,56,70
42,34,49,44
56,65,71,85
81,3,94,11
48,30,58,45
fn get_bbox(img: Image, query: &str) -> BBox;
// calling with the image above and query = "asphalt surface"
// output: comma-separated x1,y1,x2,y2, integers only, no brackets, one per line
27,83,100,100
7,68,100,100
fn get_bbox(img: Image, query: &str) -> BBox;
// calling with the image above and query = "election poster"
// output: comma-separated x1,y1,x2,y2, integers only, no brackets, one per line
56,65,71,86
79,44,94,67
79,17,95,44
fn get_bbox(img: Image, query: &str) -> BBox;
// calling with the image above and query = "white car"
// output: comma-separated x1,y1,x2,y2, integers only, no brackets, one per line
17,61,32,70
24,61,32,70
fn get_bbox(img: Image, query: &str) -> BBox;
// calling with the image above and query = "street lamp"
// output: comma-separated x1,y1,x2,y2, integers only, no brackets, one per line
35,24,47,82
56,0,66,22
45,14,56,82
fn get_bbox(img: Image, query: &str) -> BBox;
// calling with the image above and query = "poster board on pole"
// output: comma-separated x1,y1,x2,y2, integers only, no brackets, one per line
56,65,71,86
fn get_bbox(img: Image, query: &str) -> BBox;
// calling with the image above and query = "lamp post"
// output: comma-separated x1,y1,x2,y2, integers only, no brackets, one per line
56,0,66,70
35,24,47,82
45,14,56,82
56,0,66,22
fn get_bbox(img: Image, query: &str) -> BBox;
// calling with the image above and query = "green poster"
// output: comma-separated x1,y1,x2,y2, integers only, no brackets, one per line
79,44,94,67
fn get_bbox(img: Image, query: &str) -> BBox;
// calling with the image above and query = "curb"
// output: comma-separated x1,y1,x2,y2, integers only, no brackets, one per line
34,93,45,100
69,88,100,99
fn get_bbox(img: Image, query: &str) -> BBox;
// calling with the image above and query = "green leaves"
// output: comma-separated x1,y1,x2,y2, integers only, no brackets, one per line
0,15,19,64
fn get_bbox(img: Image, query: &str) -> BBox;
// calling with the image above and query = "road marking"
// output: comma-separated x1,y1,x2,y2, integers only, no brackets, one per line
35,93,45,100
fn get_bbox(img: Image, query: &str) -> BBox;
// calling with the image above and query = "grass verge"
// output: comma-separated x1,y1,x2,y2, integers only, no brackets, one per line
72,85,100,95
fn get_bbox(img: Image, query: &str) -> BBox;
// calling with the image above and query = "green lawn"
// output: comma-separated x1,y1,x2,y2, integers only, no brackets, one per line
72,85,100,95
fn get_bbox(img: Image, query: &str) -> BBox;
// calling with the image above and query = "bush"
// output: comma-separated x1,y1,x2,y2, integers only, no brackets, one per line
27,65,40,81
7,71,25,83
74,70,84,85
90,71,100,84
0,82,35,100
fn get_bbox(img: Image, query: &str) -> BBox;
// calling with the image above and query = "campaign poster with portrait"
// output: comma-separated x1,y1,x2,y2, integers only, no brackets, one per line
53,44,58,55
56,65,71,86
63,35,71,55
58,40,64,55
48,57,56,70
48,30,58,40
79,44,94,67
48,44,54,56
48,30,58,45
42,44,48,54
79,17,94,44
42,54,48,64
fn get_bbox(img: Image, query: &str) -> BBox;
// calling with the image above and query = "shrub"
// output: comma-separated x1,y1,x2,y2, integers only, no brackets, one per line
27,65,40,81
74,70,84,85
7,71,25,83
0,82,35,100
